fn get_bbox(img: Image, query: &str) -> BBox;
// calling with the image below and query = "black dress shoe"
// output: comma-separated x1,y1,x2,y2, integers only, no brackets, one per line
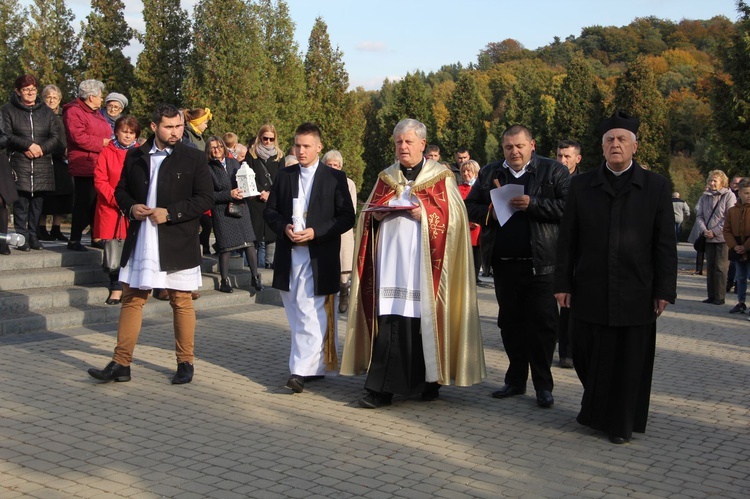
286,374,305,393
50,226,69,242
29,236,43,250
358,391,393,409
36,227,55,241
491,384,526,399
67,241,88,252
422,382,441,401
536,389,554,408
90,240,105,249
304,375,325,382
608,435,630,445
0,243,10,255
219,279,233,293
172,362,194,384
88,361,131,382
701,298,715,303
252,274,263,291
16,243,30,252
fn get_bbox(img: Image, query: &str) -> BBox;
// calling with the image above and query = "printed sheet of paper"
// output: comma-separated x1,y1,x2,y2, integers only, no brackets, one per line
490,184,524,227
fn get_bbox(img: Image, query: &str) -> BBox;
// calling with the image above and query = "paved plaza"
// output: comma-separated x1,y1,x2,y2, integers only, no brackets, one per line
1,244,748,498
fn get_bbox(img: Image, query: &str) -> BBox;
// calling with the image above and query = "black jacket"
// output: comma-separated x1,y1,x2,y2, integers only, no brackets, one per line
208,156,256,250
247,153,281,244
554,162,677,326
465,154,570,275
0,93,63,193
115,137,214,271
264,162,355,294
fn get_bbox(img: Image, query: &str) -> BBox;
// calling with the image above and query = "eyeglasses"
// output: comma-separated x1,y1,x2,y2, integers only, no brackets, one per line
107,103,123,110
19,87,38,94
261,136,275,142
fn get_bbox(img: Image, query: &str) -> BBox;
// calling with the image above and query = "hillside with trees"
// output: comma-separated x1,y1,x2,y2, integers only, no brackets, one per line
2,0,749,212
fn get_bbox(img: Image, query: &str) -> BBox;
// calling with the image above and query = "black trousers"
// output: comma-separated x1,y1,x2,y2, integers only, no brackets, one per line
492,259,558,391
364,315,425,397
558,307,573,359
70,176,97,243
13,192,44,238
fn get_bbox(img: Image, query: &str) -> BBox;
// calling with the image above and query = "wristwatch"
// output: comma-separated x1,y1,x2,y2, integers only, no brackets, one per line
166,212,171,222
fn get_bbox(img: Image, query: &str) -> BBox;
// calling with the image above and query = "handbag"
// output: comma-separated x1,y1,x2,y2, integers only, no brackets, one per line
102,214,125,273
693,235,706,253
226,201,243,218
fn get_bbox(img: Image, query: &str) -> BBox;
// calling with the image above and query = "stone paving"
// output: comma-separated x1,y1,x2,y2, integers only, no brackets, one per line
1,244,748,498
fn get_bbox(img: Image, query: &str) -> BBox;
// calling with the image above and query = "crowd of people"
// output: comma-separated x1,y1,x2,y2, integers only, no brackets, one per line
4,71,727,446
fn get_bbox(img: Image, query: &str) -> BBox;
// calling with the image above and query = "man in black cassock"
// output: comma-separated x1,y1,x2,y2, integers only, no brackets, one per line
553,111,677,444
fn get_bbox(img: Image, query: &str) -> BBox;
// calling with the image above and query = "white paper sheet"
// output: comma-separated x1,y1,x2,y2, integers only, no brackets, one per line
490,184,524,227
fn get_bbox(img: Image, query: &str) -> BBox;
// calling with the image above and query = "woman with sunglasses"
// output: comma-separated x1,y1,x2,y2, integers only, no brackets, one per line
247,124,283,270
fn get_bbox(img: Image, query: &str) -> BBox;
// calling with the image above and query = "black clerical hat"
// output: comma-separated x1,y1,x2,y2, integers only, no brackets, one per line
600,110,639,136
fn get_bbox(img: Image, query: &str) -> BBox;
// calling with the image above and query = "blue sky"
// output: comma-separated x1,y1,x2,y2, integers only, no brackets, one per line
20,0,741,90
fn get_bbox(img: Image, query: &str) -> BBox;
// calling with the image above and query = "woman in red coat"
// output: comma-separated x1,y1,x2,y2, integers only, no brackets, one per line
93,116,139,304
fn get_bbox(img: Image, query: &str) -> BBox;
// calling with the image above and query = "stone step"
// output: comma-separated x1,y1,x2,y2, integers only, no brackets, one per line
0,244,102,271
0,285,281,336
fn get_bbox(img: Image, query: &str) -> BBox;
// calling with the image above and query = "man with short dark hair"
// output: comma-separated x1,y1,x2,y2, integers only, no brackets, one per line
264,122,355,394
465,124,569,408
424,144,441,161
87,104,214,385
556,139,582,175
451,147,470,182
554,111,677,444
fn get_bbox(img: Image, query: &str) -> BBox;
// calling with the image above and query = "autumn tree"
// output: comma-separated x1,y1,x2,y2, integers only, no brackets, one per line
304,17,365,189
255,0,306,148
0,0,25,98
182,0,272,139
445,72,490,164
709,0,750,175
130,0,190,123
551,54,605,170
500,59,561,157
79,0,134,98
613,55,670,176
21,0,79,99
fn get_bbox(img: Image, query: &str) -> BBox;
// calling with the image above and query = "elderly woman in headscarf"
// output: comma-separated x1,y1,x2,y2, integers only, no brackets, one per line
99,92,128,134
0,74,63,251
63,79,113,252
183,108,212,151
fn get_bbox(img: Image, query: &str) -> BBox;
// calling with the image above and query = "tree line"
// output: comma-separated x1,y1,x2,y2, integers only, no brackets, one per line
1,0,749,203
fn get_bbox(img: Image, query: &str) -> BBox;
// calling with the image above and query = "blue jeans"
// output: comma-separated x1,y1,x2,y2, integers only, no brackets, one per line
736,259,748,303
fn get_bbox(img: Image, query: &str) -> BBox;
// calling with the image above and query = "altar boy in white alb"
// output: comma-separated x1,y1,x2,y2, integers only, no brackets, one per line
263,122,355,393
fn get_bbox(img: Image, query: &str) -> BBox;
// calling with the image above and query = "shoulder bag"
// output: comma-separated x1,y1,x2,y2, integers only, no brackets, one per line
102,214,125,273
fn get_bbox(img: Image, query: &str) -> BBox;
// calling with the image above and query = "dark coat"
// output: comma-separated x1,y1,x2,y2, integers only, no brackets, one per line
0,126,18,205
247,152,281,244
115,137,214,271
465,154,570,276
208,156,256,251
554,162,678,326
0,93,62,193
264,162,356,294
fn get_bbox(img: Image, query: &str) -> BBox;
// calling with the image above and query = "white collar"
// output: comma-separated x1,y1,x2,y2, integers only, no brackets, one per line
605,161,633,176
149,142,173,155
503,160,530,178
